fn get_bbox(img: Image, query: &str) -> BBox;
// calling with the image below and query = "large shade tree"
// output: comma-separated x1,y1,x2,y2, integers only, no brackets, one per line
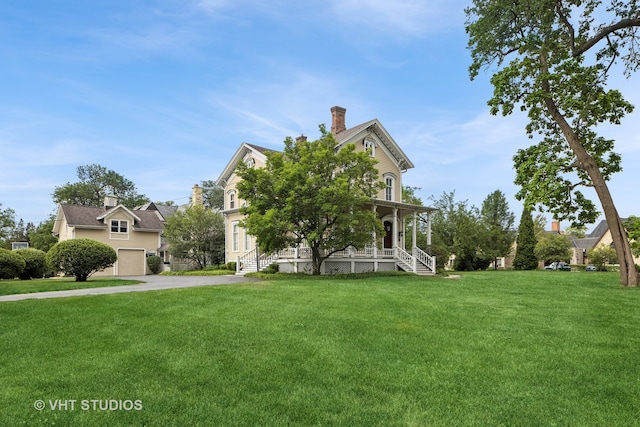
53,164,149,208
236,125,384,275
466,0,640,286
163,205,225,269
430,191,486,271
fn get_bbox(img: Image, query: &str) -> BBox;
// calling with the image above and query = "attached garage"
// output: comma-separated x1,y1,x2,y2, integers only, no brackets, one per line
117,249,146,276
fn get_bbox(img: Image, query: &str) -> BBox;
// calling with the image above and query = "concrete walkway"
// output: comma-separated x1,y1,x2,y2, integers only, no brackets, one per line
0,275,258,302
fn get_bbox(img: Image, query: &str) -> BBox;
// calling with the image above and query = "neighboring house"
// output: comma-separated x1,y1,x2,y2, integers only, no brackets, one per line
569,218,640,265
216,106,437,275
52,196,164,276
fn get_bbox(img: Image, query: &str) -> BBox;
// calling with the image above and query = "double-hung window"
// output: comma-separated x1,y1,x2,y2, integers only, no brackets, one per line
232,222,239,252
110,219,128,233
385,176,394,201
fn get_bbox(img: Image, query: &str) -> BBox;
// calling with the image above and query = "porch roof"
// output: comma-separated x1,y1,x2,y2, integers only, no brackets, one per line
370,199,437,215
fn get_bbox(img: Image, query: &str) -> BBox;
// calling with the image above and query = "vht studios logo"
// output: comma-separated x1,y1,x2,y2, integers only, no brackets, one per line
34,399,143,411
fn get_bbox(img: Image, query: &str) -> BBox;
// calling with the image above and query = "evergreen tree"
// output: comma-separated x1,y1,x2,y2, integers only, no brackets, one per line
513,208,538,270
480,190,516,269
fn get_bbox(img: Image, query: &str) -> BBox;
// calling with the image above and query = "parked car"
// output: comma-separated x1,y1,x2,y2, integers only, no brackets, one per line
586,265,597,272
544,262,571,271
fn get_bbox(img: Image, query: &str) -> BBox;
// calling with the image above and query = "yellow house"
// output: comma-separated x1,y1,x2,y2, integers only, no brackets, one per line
570,219,640,266
52,196,164,276
216,106,437,275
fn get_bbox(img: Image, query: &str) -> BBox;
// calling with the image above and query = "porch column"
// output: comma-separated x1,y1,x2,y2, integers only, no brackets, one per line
393,208,398,252
372,205,378,259
427,211,432,246
412,210,417,250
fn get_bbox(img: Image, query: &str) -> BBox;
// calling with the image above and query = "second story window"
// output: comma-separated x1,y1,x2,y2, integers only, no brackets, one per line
110,219,128,233
385,176,394,201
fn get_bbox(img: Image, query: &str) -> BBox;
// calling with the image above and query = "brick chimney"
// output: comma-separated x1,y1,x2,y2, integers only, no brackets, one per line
551,221,561,233
331,106,346,134
295,134,307,143
192,184,203,207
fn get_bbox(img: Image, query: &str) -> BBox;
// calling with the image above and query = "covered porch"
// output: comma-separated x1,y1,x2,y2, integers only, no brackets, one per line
235,200,437,276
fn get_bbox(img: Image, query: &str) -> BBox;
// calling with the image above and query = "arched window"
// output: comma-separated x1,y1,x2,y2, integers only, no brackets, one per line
364,138,375,157
383,173,396,201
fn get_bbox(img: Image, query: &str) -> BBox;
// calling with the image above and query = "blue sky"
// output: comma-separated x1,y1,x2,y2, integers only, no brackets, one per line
1,0,638,232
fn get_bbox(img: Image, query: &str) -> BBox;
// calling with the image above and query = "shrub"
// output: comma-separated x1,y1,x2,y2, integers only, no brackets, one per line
225,262,237,271
0,248,26,279
263,263,279,274
15,248,47,279
146,255,162,274
46,239,117,282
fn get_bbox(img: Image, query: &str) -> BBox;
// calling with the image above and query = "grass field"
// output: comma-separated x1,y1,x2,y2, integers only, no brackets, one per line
0,277,142,296
1,271,639,426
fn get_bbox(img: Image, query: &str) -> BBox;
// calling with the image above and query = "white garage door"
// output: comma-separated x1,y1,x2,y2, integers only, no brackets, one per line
117,249,145,276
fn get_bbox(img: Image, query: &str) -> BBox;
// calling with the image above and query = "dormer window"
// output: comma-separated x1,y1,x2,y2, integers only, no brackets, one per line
364,138,375,157
110,219,128,233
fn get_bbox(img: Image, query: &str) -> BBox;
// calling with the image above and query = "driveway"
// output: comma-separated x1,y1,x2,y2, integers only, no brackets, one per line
0,275,258,302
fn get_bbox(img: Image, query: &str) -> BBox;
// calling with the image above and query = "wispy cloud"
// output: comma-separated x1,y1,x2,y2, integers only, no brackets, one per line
328,0,461,38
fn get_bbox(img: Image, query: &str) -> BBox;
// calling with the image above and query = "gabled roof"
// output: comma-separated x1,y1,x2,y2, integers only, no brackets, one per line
216,142,271,187
53,204,164,235
570,217,630,250
96,204,141,222
217,116,415,189
134,202,179,221
335,119,415,171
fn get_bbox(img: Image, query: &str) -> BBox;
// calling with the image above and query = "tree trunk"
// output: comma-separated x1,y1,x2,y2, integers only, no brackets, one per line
311,246,322,275
542,90,639,286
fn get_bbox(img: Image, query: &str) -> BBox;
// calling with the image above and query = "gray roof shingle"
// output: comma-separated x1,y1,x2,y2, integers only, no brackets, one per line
60,205,164,231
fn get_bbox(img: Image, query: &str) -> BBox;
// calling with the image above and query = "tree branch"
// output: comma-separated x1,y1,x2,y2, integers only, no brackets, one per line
573,18,640,57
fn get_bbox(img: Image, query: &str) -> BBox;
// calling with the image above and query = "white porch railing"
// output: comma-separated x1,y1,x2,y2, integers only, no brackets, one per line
395,246,416,272
236,245,435,275
413,246,436,273
237,248,279,274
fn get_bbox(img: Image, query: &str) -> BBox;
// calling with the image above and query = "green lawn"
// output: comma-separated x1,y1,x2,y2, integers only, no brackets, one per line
0,277,142,296
1,271,639,426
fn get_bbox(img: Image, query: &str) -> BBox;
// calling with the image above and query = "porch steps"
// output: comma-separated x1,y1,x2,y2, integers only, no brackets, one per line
396,262,435,276
235,262,258,276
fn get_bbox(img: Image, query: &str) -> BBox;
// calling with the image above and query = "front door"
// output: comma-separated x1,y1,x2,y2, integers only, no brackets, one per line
383,221,393,249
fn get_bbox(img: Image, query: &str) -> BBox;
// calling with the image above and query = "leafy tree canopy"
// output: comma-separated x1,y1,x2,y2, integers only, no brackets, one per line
28,215,59,253
163,205,225,269
200,180,224,210
480,190,516,268
466,0,640,285
588,244,618,271
429,191,484,271
236,125,384,275
53,164,149,208
535,232,573,265
0,203,16,248
626,216,640,258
